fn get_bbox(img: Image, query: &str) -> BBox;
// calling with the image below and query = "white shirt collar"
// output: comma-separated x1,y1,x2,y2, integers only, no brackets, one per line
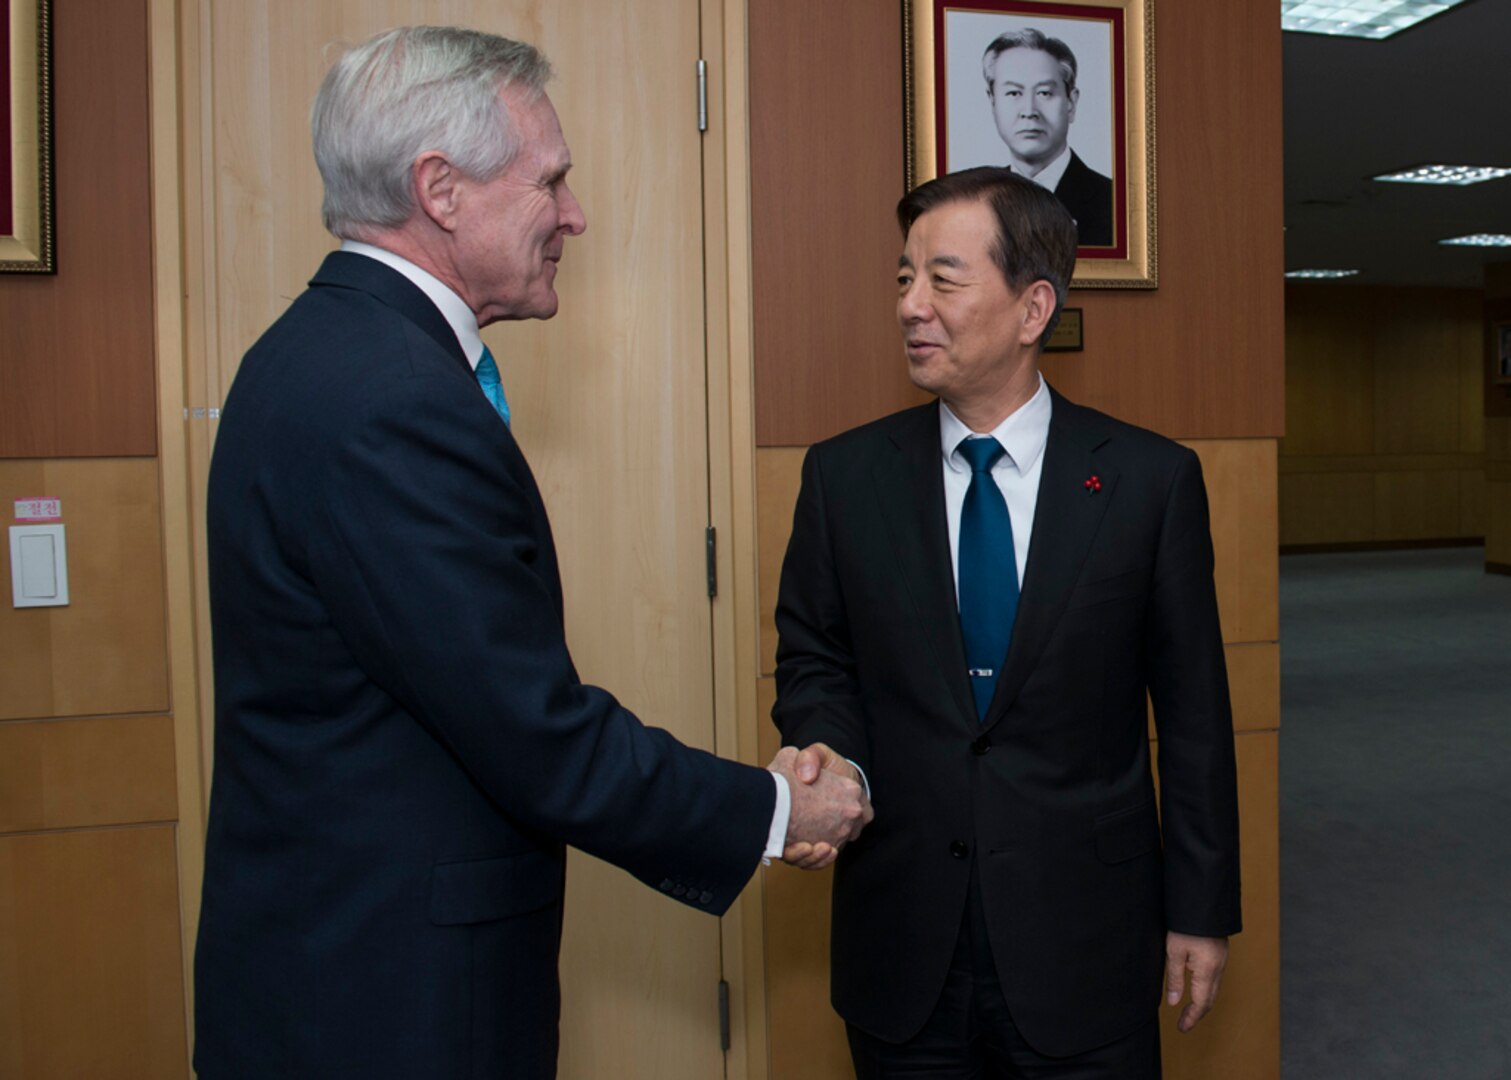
1013,145,1072,195
940,374,1052,475
339,240,485,370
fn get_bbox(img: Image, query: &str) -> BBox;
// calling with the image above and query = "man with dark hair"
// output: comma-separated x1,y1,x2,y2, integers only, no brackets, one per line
774,168,1240,1077
984,28,1115,247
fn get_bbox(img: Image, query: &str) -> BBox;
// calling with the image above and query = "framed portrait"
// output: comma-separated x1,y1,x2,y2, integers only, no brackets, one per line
2,0,54,274
905,0,1155,289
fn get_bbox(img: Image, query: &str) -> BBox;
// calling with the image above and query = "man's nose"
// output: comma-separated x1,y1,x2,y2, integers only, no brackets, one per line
560,182,587,236
898,283,931,322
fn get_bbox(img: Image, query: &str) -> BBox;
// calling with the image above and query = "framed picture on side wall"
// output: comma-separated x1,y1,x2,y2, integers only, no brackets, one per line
905,0,1154,288
2,0,55,274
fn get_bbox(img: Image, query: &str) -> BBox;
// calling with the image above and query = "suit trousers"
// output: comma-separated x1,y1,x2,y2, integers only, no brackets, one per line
846,862,1162,1079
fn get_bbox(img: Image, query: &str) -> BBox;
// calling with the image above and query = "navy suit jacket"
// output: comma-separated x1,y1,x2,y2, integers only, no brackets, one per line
773,391,1240,1057
195,252,774,1079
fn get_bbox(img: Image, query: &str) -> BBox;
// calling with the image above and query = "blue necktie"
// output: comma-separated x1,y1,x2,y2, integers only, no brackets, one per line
957,437,1019,719
474,346,510,426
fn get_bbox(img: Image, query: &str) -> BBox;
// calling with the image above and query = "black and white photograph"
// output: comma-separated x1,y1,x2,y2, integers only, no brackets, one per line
944,12,1117,248
907,0,1156,287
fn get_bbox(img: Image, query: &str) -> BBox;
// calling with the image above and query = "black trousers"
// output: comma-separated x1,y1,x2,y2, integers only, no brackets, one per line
846,865,1161,1079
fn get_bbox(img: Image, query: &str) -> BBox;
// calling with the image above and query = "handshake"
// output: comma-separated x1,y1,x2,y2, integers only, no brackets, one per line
767,743,874,870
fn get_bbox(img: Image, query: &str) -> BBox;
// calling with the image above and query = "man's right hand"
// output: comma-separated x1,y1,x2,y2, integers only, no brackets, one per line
767,745,872,870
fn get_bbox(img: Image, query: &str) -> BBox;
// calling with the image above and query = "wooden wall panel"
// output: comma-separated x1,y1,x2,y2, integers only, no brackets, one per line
0,459,169,720
0,716,177,834
0,0,157,458
750,0,1285,447
1282,284,1486,547
1188,440,1278,644
0,827,188,1080
1156,729,1279,1080
748,0,925,445
1487,417,1511,569
1485,264,1511,420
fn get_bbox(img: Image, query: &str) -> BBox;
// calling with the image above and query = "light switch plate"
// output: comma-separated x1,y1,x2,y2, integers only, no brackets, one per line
9,524,70,608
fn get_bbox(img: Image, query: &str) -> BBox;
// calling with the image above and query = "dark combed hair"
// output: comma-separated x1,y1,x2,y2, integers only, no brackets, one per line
896,167,1078,349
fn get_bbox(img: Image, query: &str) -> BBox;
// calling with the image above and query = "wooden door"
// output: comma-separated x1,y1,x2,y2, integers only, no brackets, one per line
180,3,726,1076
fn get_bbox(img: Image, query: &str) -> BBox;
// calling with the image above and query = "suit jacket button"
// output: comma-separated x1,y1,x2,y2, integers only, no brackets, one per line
971,736,991,755
949,841,970,859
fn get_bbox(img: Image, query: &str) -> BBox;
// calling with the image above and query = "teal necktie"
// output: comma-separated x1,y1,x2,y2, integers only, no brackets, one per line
957,437,1019,719
474,346,511,426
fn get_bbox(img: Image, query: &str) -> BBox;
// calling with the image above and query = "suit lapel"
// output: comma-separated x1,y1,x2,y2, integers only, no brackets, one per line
871,405,979,729
985,390,1116,727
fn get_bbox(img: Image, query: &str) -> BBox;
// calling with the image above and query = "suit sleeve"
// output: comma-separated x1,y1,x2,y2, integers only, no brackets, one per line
304,366,773,913
1146,449,1243,937
772,445,872,776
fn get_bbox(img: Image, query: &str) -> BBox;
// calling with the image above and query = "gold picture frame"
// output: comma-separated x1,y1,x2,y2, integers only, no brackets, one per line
905,0,1155,289
2,0,54,274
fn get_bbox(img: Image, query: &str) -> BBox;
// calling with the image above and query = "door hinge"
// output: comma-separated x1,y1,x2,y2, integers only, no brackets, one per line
706,526,717,598
696,58,708,133
718,978,731,1051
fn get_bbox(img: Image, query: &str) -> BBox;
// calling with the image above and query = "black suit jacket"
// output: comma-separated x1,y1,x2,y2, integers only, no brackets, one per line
195,252,774,1079
772,390,1240,1057
1056,151,1115,248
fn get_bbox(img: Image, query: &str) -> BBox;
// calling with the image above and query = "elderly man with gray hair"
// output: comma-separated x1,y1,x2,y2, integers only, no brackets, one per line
983,27,1115,246
193,25,869,1080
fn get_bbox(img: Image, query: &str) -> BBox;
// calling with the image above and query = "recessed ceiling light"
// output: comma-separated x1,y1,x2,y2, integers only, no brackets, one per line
1439,234,1511,247
1376,165,1511,186
1281,1,1469,40
1285,269,1361,279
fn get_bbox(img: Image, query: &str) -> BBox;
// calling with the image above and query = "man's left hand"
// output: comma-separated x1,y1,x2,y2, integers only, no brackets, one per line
1164,932,1229,1033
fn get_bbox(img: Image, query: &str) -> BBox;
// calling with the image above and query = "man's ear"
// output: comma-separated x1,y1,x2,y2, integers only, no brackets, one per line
413,151,460,232
1020,279,1059,347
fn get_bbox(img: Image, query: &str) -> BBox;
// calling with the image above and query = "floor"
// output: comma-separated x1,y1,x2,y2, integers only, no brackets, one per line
1279,547,1511,1079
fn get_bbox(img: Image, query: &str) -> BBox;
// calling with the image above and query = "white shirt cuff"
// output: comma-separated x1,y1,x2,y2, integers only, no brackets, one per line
764,772,792,864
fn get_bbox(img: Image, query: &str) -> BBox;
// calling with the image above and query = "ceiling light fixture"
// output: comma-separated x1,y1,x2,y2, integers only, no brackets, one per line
1281,1,1470,40
1376,165,1511,186
1438,234,1511,247
1284,269,1361,278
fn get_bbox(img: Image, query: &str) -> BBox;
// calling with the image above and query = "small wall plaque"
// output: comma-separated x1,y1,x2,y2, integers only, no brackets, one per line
1046,308,1083,353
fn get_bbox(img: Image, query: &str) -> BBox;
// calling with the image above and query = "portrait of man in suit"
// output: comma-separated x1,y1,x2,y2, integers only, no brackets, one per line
773,168,1240,1077
984,28,1116,248
192,25,869,1080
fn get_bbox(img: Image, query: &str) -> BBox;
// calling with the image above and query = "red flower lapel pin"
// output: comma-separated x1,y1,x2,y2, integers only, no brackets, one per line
1083,474,1102,494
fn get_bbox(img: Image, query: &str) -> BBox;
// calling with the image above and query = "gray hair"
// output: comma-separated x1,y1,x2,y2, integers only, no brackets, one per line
982,28,1078,97
312,26,552,238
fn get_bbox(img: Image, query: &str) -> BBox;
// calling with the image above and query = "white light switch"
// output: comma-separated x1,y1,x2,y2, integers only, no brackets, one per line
10,524,70,608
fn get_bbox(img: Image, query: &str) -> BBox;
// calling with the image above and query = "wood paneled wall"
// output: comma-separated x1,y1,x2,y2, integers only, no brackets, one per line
1281,283,1485,548
749,0,1284,448
0,3,190,1076
0,0,157,459
747,2,1283,1077
1485,264,1511,570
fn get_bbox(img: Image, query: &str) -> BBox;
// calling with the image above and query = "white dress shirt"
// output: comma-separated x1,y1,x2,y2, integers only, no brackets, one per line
339,241,793,860
1011,145,1073,195
940,374,1052,601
